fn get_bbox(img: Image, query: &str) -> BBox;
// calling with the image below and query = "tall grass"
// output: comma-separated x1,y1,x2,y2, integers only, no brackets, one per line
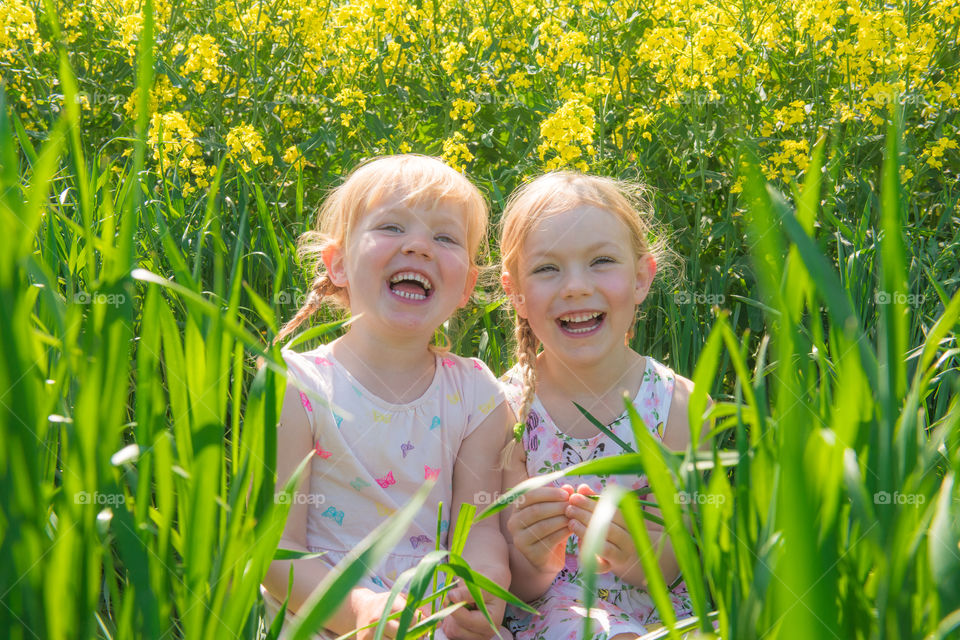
482,126,960,639
1,0,958,638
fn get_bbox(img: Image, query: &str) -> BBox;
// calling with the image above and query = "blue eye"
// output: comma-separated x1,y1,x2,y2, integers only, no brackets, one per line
435,233,460,245
532,264,558,274
379,223,403,233
592,256,616,266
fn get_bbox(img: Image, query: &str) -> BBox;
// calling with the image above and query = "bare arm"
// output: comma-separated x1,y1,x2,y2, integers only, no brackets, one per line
442,402,513,640
262,379,399,638
500,436,571,601
623,373,711,587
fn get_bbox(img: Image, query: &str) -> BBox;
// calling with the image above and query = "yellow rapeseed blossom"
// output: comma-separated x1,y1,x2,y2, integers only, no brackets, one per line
0,0,39,60
922,136,959,170
226,124,273,171
282,145,303,165
335,87,367,128
442,132,474,172
537,96,596,171
442,42,468,75
148,111,212,195
450,98,477,132
180,35,221,93
124,75,185,121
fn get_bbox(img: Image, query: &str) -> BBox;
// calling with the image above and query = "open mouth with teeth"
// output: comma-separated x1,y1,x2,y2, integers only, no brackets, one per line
557,311,605,335
388,271,433,301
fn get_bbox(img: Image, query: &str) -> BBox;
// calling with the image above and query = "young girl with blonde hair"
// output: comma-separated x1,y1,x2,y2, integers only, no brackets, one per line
262,155,512,640
498,172,697,639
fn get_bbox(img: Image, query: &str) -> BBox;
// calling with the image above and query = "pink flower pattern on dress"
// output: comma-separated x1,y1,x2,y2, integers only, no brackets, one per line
501,358,693,639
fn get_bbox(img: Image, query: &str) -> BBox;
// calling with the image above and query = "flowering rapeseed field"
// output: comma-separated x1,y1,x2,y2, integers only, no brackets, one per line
3,0,958,200
2,2,959,639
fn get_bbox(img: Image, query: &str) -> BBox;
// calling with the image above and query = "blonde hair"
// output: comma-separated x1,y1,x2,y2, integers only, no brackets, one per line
274,154,489,347
499,171,668,442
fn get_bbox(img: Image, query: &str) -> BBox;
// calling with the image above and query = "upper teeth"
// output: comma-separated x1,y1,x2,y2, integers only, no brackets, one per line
559,312,601,322
390,272,431,290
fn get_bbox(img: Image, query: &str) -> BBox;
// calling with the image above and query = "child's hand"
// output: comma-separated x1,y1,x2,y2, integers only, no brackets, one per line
350,588,426,640
505,485,573,576
565,484,637,577
442,581,507,640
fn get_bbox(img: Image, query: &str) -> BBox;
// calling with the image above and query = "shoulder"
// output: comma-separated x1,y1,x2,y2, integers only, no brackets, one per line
662,370,698,451
496,362,526,410
438,352,504,392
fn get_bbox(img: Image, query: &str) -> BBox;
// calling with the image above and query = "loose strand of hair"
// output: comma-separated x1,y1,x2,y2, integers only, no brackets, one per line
272,273,338,348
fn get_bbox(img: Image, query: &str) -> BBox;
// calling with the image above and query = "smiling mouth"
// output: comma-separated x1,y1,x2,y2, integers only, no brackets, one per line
389,271,433,301
557,311,605,334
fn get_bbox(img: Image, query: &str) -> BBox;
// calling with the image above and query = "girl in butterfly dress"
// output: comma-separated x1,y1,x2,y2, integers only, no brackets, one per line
497,173,701,640
262,155,512,640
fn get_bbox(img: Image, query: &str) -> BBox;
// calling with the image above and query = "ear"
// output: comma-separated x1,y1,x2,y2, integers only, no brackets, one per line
634,254,657,304
457,265,480,308
501,271,527,318
321,244,348,287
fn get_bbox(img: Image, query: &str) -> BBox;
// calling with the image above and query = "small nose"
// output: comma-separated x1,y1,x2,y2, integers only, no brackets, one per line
402,230,432,259
560,267,591,297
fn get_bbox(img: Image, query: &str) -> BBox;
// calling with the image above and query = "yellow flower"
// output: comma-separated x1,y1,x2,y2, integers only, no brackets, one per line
537,95,596,170
181,35,221,94
442,132,474,172
282,145,303,165
227,124,273,171
442,42,468,75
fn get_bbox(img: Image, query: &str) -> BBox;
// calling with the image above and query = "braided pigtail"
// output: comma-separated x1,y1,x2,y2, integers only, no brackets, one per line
272,272,341,348
514,317,539,436
501,316,540,467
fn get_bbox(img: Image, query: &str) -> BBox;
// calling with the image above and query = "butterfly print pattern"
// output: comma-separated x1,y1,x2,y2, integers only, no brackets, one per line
321,507,344,526
350,477,370,491
375,471,396,488
424,465,440,480
299,391,313,412
314,441,333,459
401,441,414,458
561,442,606,466
409,534,431,549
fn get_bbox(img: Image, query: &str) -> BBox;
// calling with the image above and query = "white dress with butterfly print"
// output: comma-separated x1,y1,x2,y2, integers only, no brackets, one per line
262,342,504,639
501,357,694,640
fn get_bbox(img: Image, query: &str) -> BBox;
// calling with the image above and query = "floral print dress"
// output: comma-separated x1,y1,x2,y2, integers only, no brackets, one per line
501,357,694,640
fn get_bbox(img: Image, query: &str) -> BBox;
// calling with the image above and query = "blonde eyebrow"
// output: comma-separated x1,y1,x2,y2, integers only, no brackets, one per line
527,240,624,261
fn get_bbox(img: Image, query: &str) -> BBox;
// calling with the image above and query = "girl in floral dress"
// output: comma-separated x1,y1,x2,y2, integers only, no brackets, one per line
262,155,512,640
497,172,698,639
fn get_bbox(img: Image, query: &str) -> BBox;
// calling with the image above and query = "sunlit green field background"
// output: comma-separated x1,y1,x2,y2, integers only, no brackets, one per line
1,0,959,638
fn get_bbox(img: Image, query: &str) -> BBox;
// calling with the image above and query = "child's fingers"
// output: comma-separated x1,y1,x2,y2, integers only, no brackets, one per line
523,486,574,505
512,514,570,546
574,483,596,497
508,500,569,535
445,606,500,640
564,501,595,528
